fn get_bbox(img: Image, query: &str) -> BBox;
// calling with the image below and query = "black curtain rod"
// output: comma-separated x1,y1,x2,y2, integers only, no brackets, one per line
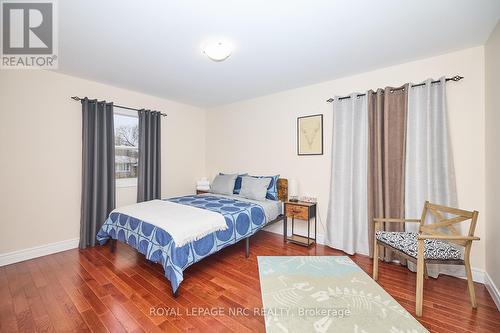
70,96,167,117
326,75,464,103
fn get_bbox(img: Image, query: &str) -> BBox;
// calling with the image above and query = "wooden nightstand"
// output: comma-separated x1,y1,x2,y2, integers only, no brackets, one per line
284,201,317,246
196,189,210,195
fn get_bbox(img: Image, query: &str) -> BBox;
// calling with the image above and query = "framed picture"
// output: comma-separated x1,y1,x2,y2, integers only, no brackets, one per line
297,114,323,155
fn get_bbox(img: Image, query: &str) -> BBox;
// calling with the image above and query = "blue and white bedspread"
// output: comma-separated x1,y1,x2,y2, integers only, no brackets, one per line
96,195,268,293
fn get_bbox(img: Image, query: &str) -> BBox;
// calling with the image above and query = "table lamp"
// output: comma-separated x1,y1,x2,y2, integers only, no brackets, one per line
289,179,299,202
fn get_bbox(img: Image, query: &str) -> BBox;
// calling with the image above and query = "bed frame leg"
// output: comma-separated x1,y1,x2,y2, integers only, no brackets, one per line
109,239,116,253
245,237,250,258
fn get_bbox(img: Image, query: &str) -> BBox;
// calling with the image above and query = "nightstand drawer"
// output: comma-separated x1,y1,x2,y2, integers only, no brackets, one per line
285,204,309,220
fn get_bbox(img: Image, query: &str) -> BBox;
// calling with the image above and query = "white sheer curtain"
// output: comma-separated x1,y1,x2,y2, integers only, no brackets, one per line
325,93,369,255
405,77,459,277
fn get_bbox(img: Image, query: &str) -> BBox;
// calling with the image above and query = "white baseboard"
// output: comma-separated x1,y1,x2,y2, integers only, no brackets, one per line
472,268,486,283
263,227,487,283
446,267,486,284
0,238,79,266
485,271,500,311
463,268,485,284
264,224,327,245
2,232,497,308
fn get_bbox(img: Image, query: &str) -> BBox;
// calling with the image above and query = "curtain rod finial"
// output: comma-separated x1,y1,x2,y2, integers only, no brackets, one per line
71,96,80,101
326,98,334,103
451,75,463,82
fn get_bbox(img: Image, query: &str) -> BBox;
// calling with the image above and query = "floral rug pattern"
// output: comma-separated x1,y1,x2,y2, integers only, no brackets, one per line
257,256,428,333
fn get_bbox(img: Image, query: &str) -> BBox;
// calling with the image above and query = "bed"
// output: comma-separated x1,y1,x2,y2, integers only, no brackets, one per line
96,178,287,296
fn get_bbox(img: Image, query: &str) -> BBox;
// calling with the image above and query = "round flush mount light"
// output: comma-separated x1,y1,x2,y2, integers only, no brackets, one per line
202,41,233,62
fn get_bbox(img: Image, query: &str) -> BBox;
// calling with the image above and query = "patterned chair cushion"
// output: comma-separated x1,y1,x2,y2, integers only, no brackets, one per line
375,231,462,260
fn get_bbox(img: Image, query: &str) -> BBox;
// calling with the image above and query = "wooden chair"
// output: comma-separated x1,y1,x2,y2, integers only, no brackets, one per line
372,201,480,316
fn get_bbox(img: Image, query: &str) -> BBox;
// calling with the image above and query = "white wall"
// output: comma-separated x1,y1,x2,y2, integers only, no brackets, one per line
0,46,491,280
485,21,500,302
116,186,139,208
0,70,206,254
206,47,487,272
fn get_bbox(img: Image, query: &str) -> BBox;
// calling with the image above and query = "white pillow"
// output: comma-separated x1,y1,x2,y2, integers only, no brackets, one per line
211,174,238,195
239,176,271,201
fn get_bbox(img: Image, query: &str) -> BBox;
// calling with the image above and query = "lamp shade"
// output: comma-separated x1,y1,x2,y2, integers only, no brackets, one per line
202,41,233,62
288,179,299,197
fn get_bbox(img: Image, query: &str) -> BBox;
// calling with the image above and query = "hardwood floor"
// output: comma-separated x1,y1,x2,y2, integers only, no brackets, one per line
1,231,499,332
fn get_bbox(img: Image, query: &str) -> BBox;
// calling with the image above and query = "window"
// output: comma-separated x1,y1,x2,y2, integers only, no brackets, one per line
114,109,139,187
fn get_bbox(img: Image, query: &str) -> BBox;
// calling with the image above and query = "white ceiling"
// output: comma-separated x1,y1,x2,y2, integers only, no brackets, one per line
58,0,500,107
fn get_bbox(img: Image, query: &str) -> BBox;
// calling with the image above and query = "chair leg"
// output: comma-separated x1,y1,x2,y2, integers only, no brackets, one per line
424,263,429,280
373,241,379,281
464,247,477,308
416,239,425,317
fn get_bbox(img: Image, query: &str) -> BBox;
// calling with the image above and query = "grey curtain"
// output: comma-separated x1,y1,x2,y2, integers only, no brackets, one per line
367,85,408,261
137,109,161,202
325,94,369,255
405,78,458,277
80,98,115,249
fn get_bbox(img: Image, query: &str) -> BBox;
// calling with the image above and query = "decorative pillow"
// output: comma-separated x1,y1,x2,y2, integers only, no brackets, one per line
250,175,280,200
239,176,272,201
211,174,238,195
219,172,247,194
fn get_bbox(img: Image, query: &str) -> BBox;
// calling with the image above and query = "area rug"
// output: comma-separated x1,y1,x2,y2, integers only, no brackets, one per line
257,256,428,333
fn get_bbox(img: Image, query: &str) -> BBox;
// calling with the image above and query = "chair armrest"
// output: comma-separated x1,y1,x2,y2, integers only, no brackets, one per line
373,218,420,224
417,235,480,241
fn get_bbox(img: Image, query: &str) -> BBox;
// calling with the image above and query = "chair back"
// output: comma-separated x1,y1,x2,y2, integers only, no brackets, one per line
419,201,479,246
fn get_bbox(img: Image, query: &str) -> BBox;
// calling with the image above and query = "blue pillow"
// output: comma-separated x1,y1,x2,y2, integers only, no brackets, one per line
250,175,279,200
219,173,247,194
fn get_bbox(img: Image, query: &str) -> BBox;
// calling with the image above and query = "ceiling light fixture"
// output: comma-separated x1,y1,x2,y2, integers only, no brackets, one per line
202,41,233,62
